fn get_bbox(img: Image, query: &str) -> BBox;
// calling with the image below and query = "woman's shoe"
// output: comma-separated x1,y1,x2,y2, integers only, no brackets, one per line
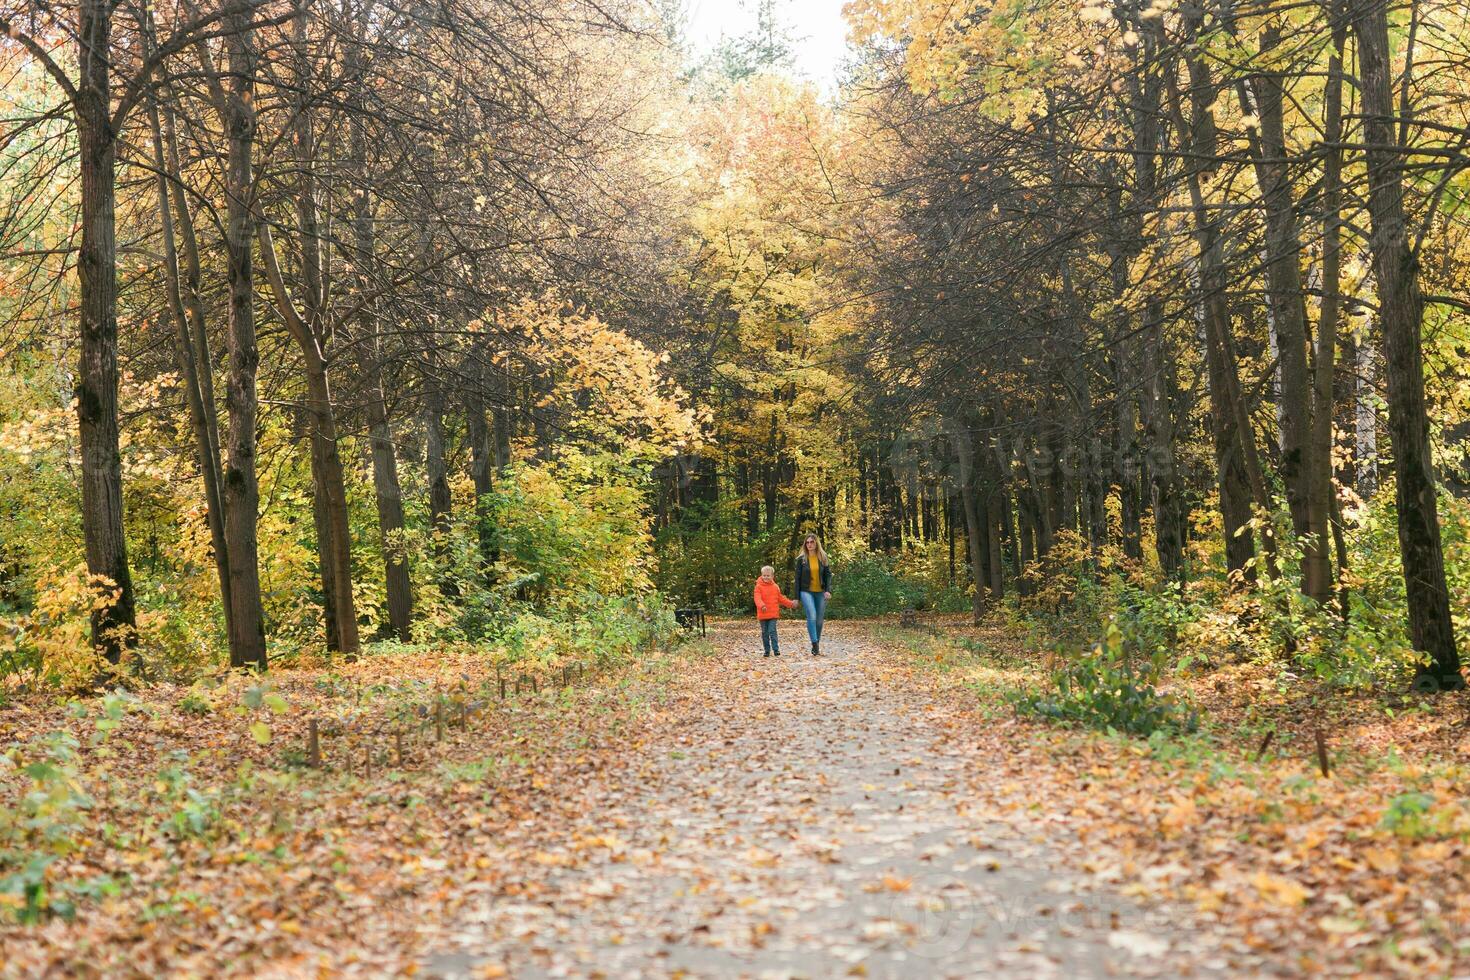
763,651,770,657
811,642,820,656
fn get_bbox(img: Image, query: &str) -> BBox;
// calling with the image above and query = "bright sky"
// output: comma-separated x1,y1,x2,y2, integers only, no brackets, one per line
683,0,852,91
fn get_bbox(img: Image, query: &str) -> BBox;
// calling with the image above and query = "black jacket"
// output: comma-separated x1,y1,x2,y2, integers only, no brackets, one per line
793,554,832,596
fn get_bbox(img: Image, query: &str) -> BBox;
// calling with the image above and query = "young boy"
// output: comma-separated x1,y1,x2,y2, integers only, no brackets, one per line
754,565,798,657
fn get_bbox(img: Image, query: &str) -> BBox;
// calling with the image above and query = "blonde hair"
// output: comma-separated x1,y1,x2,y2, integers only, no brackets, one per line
760,565,775,576
796,533,829,565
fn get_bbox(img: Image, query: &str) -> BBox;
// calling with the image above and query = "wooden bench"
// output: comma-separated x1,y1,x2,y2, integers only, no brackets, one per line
674,607,706,636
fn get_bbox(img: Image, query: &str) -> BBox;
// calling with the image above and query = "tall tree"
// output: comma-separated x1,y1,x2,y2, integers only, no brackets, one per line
1351,0,1462,689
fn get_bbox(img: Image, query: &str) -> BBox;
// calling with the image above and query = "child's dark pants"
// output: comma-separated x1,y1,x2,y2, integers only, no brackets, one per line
760,619,780,655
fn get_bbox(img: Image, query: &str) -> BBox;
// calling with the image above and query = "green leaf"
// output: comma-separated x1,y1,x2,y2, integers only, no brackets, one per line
249,722,271,745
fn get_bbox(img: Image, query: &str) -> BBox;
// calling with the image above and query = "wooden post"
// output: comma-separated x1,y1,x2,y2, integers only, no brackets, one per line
307,718,321,768
1254,730,1274,762
499,676,507,699
1315,729,1330,777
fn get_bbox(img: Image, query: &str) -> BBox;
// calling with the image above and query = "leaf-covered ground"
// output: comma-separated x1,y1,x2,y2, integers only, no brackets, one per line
883,617,1470,977
424,620,1246,978
4,619,1467,977
0,646,689,976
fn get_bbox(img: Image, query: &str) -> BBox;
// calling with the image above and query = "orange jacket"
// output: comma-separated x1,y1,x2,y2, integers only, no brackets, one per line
754,578,797,620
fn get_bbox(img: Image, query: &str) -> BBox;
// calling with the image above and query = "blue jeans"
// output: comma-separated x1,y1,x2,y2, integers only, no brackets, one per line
799,591,826,644
760,619,780,655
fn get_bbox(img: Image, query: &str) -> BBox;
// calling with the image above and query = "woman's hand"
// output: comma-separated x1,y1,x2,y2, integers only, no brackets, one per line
823,591,831,600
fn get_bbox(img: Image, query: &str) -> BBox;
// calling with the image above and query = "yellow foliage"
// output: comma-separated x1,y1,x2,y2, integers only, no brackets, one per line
0,565,117,689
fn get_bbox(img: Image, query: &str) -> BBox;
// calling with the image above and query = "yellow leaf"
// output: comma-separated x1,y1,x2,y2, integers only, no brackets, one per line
1362,846,1400,874
1252,871,1309,907
1318,915,1363,935
1160,797,1199,835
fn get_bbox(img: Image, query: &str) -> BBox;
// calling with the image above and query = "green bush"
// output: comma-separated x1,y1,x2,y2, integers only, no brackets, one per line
1016,619,1198,737
656,509,974,619
824,546,972,618
654,500,795,614
0,730,94,922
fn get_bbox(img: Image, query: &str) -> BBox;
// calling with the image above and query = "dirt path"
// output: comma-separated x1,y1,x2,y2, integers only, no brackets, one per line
424,620,1249,978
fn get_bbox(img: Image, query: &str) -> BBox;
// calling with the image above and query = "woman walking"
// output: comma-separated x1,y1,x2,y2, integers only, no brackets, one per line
794,533,833,655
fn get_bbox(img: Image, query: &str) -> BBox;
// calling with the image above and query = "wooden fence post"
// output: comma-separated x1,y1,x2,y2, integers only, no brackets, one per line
307,718,321,768
1254,730,1274,762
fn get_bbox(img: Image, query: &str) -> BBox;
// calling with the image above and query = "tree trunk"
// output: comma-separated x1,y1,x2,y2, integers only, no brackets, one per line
1017,490,1036,593
953,421,987,623
1303,17,1348,608
348,103,413,641
255,224,359,657
1352,0,1463,689
366,384,412,640
1203,310,1258,581
946,493,956,585
1116,362,1143,561
1085,433,1107,556
305,360,358,655
425,386,457,596
467,360,498,571
148,95,232,639
74,0,137,665
1243,35,1314,547
986,488,1005,601
1355,326,1379,497
273,15,359,658
305,409,340,652
220,11,267,669
1123,60,1186,578
1168,47,1283,584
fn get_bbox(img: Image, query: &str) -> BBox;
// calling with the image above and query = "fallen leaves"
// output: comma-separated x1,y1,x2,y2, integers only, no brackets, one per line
885,616,1470,976
1107,929,1169,957
7,618,1467,976
861,873,912,893
1252,871,1311,908
1158,795,1198,836
0,644,689,976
